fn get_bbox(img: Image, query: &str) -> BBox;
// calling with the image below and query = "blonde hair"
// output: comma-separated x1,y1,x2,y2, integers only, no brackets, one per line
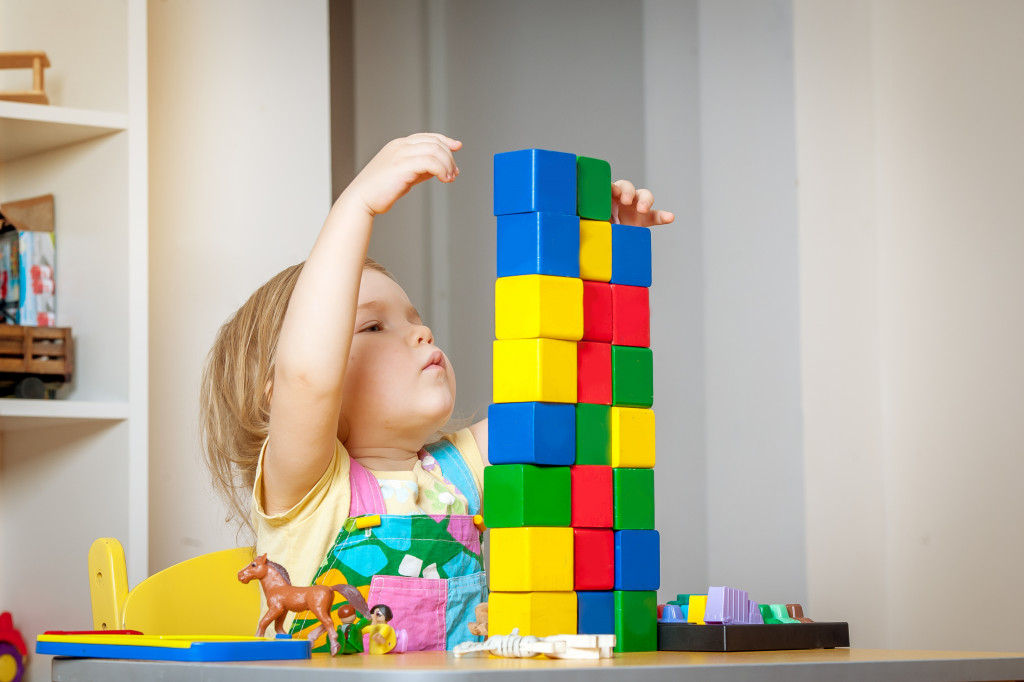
200,257,392,530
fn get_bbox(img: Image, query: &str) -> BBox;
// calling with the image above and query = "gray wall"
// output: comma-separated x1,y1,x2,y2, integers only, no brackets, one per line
698,0,806,603
345,0,807,605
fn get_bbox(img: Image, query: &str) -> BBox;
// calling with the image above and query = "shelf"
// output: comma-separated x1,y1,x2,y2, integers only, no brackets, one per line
0,100,128,162
0,399,129,430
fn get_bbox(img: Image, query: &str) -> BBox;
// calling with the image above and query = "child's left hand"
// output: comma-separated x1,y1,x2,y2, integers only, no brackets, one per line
611,180,675,228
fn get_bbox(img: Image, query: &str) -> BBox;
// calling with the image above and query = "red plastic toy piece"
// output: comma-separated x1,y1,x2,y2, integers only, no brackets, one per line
574,528,615,590
0,612,27,682
582,281,612,342
611,283,650,348
577,341,611,405
571,465,613,527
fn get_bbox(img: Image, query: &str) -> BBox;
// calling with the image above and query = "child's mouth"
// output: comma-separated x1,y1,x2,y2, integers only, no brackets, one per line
423,350,445,371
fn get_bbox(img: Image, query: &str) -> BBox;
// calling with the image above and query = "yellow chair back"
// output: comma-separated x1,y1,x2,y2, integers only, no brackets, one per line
89,538,261,635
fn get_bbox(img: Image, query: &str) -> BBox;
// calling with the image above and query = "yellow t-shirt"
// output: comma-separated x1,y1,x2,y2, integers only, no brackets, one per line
250,429,484,628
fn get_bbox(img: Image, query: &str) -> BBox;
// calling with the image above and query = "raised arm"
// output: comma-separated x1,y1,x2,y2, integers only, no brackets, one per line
262,134,461,514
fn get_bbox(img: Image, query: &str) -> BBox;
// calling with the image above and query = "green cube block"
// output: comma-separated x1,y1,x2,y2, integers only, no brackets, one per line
612,468,654,530
484,464,571,527
577,156,611,220
576,403,611,466
614,590,658,652
612,345,653,407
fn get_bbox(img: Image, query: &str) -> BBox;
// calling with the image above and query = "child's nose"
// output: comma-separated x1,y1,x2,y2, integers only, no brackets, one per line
412,324,434,345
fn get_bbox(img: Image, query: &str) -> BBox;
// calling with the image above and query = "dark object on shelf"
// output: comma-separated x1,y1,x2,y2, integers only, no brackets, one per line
657,621,850,652
0,324,72,398
0,194,57,326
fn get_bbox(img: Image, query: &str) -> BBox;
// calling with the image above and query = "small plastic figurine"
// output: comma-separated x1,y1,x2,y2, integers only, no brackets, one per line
467,602,488,637
362,604,398,655
452,628,615,659
237,554,368,656
334,604,370,655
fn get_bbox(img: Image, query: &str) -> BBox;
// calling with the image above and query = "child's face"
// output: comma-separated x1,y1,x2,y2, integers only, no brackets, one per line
339,269,456,447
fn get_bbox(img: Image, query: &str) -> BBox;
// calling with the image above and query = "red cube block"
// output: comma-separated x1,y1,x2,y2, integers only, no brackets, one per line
577,341,612,405
571,465,613,527
611,284,650,347
583,280,612,342
574,528,615,590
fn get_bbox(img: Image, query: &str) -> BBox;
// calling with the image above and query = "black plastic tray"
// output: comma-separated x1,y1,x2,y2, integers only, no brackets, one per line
657,622,850,652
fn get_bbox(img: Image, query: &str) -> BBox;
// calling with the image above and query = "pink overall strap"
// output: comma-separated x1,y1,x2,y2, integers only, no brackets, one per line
348,457,386,517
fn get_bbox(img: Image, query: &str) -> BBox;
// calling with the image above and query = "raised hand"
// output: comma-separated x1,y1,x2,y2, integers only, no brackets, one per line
611,179,675,228
344,133,462,217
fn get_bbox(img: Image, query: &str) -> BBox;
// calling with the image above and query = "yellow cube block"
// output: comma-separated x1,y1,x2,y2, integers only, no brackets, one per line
579,220,611,282
489,527,574,591
688,594,708,625
611,406,656,468
489,591,578,638
493,338,577,403
495,274,583,341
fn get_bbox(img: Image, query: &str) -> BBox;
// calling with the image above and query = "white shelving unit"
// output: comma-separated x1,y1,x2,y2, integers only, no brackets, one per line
0,2,147,679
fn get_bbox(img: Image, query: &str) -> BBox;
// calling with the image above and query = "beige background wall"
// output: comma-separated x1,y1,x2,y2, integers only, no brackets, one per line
148,0,332,560
796,0,1024,650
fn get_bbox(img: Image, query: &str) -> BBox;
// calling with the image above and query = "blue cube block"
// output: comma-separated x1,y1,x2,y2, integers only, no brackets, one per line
494,149,577,216
614,529,660,591
577,590,615,635
488,402,576,465
610,223,652,287
497,212,580,278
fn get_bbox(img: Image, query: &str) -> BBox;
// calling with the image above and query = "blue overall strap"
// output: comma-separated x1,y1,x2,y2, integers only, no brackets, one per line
423,438,481,516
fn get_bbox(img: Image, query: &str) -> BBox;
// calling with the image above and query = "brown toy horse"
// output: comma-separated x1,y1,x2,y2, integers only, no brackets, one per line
237,554,368,656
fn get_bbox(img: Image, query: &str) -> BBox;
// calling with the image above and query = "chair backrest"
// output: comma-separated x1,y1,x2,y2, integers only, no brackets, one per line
89,538,261,635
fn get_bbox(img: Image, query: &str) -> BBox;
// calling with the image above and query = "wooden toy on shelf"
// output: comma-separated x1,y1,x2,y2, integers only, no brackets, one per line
0,324,72,398
0,51,51,104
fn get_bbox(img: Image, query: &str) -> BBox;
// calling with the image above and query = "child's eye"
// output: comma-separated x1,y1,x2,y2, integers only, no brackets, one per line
362,323,383,332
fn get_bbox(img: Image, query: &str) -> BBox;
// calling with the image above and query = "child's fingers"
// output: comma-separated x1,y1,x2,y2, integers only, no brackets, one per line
404,153,456,182
612,179,636,206
400,137,460,177
649,209,675,226
405,132,463,151
635,188,655,213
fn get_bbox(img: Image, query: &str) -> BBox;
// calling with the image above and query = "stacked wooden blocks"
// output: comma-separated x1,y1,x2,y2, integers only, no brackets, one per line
486,149,659,653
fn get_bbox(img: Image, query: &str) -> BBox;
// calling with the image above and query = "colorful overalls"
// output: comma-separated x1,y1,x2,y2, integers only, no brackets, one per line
288,439,487,651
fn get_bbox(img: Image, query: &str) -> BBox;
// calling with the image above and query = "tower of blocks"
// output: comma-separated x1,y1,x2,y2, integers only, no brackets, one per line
485,148,659,653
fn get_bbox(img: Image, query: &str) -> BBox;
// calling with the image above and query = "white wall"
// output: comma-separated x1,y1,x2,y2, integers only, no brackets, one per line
148,0,332,568
794,0,888,646
697,0,807,604
796,0,1024,651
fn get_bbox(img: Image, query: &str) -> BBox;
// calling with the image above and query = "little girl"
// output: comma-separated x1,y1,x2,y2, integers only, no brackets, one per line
201,133,673,652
